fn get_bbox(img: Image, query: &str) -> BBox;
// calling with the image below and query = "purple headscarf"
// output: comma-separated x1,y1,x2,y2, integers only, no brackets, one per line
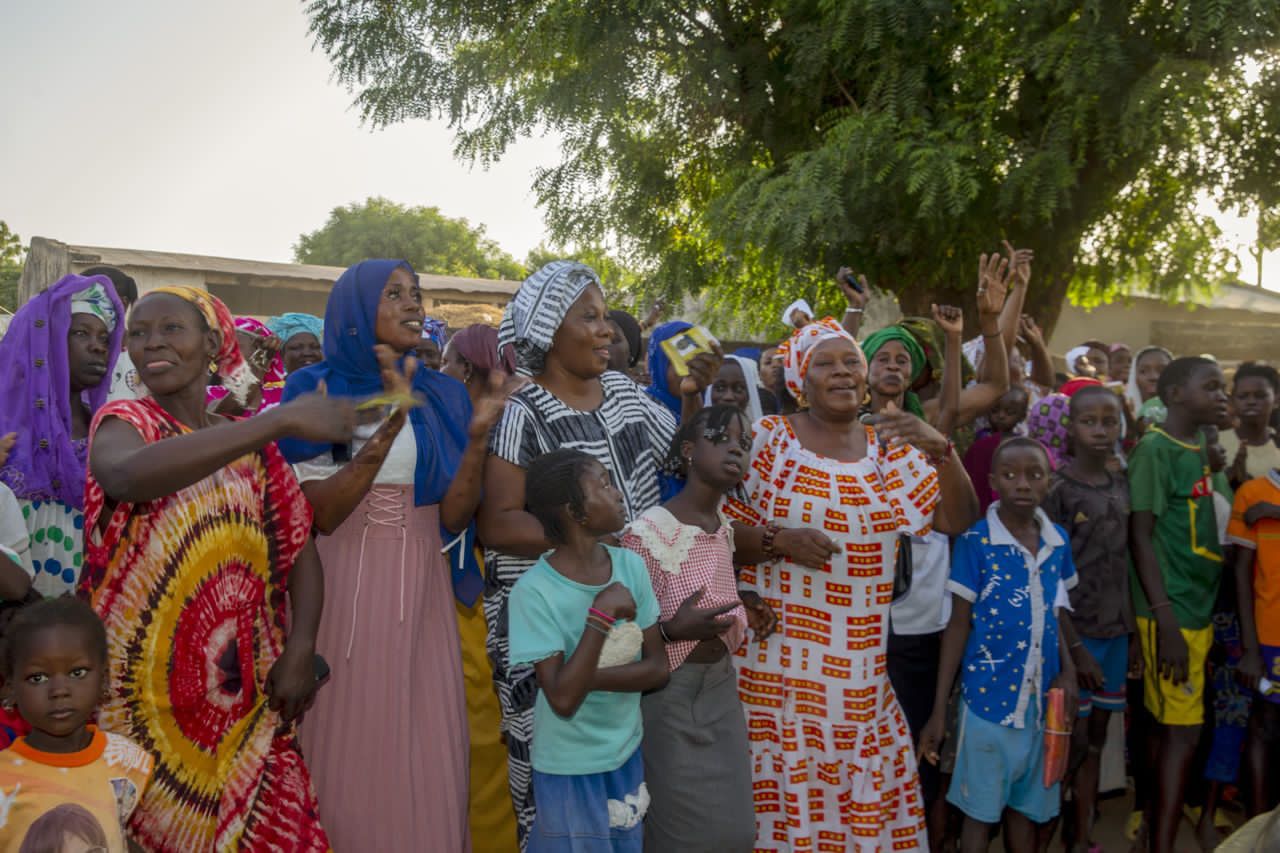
0,274,124,509
1026,392,1072,470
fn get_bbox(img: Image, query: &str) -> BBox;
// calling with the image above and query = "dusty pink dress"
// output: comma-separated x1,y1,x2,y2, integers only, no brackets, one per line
296,427,470,851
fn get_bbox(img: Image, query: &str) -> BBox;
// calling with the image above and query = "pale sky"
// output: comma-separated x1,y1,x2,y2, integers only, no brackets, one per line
2,1,1276,291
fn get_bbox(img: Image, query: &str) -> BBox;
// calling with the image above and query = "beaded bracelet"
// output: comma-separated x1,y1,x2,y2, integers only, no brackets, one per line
761,522,782,559
926,439,955,468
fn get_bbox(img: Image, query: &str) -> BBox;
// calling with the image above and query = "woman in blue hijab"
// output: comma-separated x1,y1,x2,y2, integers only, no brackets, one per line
280,259,507,851
644,319,720,422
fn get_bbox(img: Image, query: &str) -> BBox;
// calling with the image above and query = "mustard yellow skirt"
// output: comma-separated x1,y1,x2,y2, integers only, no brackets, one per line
457,598,519,852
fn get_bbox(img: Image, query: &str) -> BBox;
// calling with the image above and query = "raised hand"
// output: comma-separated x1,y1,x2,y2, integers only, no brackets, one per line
931,304,963,337
867,401,950,458
1001,240,1034,289
836,266,870,311
274,384,359,445
976,252,1010,318
1017,314,1045,347
374,344,419,413
469,370,513,439
680,343,724,397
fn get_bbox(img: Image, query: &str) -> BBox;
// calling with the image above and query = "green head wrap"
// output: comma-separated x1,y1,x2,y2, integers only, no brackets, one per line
862,325,928,418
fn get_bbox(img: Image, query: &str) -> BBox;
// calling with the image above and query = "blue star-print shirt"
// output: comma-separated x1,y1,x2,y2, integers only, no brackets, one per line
948,504,1077,729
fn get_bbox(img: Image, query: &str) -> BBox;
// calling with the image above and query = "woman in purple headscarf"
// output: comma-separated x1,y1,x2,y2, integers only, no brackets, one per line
0,274,123,597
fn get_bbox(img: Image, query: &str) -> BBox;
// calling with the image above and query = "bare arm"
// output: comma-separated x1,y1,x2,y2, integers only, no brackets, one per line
922,305,963,434
477,455,552,558
1019,315,1057,390
1236,547,1263,688
301,413,409,535
932,454,980,536
91,397,353,505
589,625,670,693
949,253,1011,428
1130,509,1190,683
0,557,30,602
532,627,609,718
264,537,324,722
835,268,870,338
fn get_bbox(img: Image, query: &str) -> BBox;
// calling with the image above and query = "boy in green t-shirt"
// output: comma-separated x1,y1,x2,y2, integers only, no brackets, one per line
1128,356,1230,853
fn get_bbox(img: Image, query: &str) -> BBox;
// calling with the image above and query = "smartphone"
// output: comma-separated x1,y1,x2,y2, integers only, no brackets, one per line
843,273,864,294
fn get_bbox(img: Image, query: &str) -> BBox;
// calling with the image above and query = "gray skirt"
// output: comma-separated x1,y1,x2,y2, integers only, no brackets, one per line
640,654,756,853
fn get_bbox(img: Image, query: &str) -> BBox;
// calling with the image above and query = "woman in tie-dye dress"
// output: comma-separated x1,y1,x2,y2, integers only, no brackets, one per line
82,285,359,852
725,318,979,851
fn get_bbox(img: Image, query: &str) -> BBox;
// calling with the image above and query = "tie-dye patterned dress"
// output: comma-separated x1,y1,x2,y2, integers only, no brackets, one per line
80,397,331,852
724,416,940,852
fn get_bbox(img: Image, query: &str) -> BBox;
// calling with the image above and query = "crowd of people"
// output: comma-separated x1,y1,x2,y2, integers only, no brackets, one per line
0,247,1277,853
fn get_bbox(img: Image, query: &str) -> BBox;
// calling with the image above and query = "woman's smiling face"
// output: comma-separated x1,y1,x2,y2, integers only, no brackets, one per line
373,266,425,353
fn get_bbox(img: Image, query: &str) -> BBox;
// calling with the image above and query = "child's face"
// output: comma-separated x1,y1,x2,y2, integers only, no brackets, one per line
576,461,627,534
1175,363,1230,427
987,388,1029,434
1135,350,1171,400
709,361,750,413
990,445,1051,512
1233,376,1276,426
1069,393,1122,459
11,625,104,746
686,414,751,491
1108,348,1131,382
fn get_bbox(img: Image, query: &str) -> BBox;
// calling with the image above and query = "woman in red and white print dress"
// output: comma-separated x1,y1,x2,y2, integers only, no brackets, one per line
726,318,979,852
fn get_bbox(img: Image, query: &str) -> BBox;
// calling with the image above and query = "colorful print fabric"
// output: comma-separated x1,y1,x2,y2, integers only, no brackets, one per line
81,397,330,852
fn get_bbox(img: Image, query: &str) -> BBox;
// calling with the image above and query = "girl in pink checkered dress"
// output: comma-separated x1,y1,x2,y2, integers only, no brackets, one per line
620,404,778,852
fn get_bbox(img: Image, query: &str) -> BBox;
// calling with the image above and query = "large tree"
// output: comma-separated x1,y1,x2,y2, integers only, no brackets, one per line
307,1,1280,337
294,196,525,280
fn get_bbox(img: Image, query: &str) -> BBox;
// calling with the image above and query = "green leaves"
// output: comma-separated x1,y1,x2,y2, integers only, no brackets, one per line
0,222,24,313
293,197,525,280
307,0,1280,334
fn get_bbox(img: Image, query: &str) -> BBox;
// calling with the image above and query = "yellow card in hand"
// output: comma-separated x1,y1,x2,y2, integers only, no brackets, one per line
659,326,717,377
357,391,423,411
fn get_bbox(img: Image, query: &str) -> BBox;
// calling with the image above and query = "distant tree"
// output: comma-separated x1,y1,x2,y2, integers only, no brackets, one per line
308,1,1279,338
294,197,525,280
0,222,24,312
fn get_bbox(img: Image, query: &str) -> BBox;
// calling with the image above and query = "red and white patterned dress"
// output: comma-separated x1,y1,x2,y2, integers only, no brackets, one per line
725,416,940,852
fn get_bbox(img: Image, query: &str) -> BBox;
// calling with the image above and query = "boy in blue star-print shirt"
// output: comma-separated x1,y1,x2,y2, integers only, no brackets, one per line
919,437,1080,852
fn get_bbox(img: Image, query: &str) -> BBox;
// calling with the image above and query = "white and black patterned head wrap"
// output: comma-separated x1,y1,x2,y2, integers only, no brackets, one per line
498,260,603,375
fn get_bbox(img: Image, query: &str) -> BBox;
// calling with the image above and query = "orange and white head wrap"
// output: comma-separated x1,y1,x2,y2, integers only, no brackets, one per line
146,285,255,404
778,317,865,406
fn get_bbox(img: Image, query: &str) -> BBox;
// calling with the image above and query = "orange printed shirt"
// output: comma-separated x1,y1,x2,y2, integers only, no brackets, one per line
1228,470,1280,647
0,726,153,853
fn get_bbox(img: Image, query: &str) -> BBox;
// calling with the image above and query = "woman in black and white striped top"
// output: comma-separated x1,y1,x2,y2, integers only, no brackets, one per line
480,260,707,849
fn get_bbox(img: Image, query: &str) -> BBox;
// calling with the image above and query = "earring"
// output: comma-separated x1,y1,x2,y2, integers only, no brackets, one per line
209,360,219,375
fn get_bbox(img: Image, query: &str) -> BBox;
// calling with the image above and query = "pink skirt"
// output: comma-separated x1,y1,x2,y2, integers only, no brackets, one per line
300,485,470,851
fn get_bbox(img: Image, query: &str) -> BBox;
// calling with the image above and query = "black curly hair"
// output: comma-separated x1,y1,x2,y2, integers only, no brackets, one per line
1234,361,1280,396
661,404,750,479
3,597,107,681
525,449,600,545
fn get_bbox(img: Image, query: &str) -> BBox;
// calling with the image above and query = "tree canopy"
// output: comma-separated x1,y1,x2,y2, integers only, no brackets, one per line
294,196,525,281
307,0,1280,337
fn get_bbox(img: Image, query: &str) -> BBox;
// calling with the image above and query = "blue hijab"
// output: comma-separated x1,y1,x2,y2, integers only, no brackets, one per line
279,260,482,604
645,320,692,420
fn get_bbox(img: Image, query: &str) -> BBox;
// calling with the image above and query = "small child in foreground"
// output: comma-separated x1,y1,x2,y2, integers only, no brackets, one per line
0,597,153,853
1041,385,1131,853
508,449,669,853
920,437,1078,853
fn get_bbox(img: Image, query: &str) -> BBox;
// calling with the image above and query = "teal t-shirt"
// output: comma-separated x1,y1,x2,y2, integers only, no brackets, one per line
507,544,659,775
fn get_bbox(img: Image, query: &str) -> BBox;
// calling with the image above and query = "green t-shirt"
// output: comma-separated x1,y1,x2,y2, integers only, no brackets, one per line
507,545,659,775
1127,427,1224,629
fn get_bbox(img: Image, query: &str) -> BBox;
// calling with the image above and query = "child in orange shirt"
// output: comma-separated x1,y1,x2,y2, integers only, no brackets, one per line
0,597,152,852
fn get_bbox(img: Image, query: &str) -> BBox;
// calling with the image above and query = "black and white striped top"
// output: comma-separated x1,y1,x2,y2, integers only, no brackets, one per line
484,370,677,589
